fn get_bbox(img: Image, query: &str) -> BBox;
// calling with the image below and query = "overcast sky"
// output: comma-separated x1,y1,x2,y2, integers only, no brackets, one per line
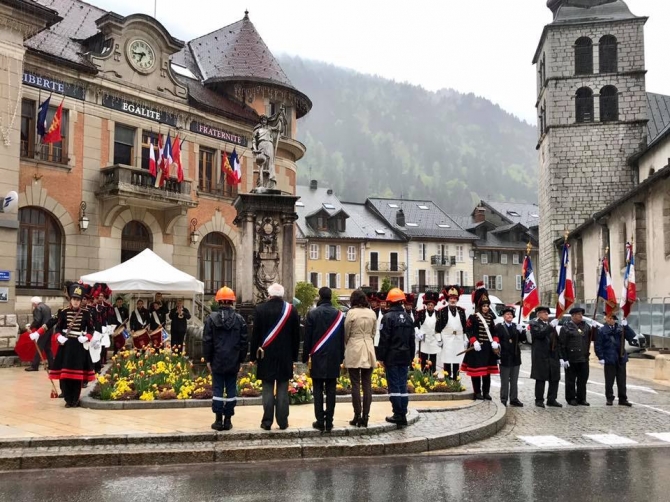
91,0,670,124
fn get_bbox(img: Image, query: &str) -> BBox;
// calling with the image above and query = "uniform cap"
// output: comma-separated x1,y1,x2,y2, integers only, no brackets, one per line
569,307,585,315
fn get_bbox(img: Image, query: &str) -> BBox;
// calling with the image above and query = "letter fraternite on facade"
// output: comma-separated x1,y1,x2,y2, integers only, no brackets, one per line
252,104,287,192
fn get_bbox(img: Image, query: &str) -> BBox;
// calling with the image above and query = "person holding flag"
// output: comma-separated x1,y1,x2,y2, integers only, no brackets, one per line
559,307,591,406
597,253,618,317
520,244,540,320
303,287,345,432
595,312,638,407
555,240,575,319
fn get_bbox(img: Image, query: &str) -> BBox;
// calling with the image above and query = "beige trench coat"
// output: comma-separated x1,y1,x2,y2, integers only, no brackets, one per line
344,307,377,369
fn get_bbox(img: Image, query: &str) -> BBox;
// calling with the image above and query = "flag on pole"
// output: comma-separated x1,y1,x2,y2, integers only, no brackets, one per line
229,148,242,185
162,133,173,181
521,254,540,318
555,243,575,319
222,150,236,185
148,137,157,177
42,100,64,144
36,96,51,139
620,242,636,318
154,134,164,188
597,256,618,315
172,135,183,182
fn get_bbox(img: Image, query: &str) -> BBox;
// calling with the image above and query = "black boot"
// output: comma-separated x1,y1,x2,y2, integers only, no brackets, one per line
223,416,233,431
349,414,361,426
312,420,325,431
211,412,224,431
359,415,369,428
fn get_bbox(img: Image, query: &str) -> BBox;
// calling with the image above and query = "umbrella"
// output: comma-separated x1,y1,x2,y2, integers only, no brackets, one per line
14,331,37,362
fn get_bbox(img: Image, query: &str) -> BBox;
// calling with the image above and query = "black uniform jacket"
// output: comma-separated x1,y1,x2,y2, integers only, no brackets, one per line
203,307,248,375
302,301,345,379
495,322,526,367
378,305,415,367
529,319,561,382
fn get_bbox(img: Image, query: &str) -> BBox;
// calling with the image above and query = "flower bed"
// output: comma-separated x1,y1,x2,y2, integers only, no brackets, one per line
91,351,464,403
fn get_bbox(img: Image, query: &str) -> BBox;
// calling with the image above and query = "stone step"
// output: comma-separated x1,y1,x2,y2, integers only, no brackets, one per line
0,402,506,471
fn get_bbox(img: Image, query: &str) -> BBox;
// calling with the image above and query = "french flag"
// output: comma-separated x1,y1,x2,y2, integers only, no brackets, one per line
148,137,157,177
620,242,636,318
598,257,618,315
555,243,575,319
522,255,540,318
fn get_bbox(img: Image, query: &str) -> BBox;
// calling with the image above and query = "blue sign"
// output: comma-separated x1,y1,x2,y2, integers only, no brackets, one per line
0,271,9,281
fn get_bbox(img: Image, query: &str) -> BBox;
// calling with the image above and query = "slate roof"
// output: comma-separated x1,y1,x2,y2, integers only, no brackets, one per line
175,76,258,124
35,0,104,40
549,0,639,25
295,186,401,241
646,92,670,146
481,201,541,229
366,198,477,241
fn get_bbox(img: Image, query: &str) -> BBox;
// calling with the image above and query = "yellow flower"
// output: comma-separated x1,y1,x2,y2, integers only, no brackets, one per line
139,391,155,401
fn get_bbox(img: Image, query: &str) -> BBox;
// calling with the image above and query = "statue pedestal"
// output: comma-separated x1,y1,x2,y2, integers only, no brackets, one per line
233,192,298,309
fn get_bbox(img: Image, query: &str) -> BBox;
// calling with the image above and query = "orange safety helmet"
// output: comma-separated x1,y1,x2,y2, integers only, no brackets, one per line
215,287,236,302
386,288,406,303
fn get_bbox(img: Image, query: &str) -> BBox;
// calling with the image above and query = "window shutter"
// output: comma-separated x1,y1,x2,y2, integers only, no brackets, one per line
496,275,503,290
516,275,522,291
315,245,320,260
336,245,341,261
356,274,360,288
336,273,341,289
463,272,468,287
483,275,489,287
317,273,322,288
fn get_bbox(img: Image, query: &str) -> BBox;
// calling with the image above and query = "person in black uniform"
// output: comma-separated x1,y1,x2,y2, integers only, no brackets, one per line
560,307,591,406
495,306,526,407
303,287,345,432
529,306,562,408
595,313,638,407
169,299,191,353
26,297,52,371
109,297,130,354
461,288,499,400
49,284,95,407
149,292,169,316
250,283,301,431
149,300,167,348
130,299,149,332
378,288,415,427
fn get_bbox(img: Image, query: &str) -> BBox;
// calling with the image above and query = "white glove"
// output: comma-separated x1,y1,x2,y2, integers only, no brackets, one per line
92,340,102,350
550,319,559,328
437,339,443,348
599,359,605,365
415,332,425,342
517,325,524,333
77,335,88,344
464,340,470,349
474,341,482,352
29,332,40,341
57,334,68,345
491,341,500,350
621,319,628,327
25,324,31,331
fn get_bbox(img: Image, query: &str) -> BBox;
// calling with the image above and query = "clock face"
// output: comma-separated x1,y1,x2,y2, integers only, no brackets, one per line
127,39,156,72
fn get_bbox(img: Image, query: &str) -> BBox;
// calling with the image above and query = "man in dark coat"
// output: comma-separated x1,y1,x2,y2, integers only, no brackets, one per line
529,306,562,408
559,307,591,406
595,313,638,407
203,287,248,431
27,297,52,371
495,306,526,407
302,287,345,432
250,283,301,430
378,288,415,427
168,299,191,353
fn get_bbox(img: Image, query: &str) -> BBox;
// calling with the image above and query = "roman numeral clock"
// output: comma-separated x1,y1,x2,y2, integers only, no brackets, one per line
126,39,156,73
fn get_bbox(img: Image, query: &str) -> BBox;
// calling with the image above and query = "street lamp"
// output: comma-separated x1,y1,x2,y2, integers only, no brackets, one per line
190,218,199,245
79,202,89,232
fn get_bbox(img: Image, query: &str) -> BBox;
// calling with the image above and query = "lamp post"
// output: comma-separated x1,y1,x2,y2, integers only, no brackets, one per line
190,218,199,245
79,201,89,232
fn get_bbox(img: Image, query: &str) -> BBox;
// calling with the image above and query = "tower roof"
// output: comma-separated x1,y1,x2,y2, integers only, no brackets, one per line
547,0,640,24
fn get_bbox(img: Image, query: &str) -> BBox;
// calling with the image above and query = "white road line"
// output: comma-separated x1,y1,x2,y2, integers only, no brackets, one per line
518,435,572,447
646,433,670,443
584,434,637,446
586,380,658,395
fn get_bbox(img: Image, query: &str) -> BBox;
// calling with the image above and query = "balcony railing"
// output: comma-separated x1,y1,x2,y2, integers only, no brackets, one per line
431,255,456,267
411,284,440,294
97,164,197,209
365,261,407,273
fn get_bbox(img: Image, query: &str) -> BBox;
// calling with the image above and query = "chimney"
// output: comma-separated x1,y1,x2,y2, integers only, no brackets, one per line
396,209,406,227
474,206,486,223
327,189,333,195
309,180,318,190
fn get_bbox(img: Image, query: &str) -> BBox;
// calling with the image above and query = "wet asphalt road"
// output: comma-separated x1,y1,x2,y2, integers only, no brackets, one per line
0,447,668,502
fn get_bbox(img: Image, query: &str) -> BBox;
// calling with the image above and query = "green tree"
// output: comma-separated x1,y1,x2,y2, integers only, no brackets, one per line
294,282,318,317
381,277,392,293
330,294,341,310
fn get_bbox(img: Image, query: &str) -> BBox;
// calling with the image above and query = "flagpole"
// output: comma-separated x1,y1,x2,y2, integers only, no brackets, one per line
518,241,531,324
620,238,633,358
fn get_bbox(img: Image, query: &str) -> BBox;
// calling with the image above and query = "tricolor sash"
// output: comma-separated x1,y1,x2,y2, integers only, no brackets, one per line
310,311,344,356
261,302,292,350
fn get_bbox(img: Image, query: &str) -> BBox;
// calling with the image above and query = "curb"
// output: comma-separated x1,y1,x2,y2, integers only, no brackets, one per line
0,401,505,470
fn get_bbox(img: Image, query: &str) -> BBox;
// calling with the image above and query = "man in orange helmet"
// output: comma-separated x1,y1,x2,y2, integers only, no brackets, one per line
203,287,248,431
378,287,415,427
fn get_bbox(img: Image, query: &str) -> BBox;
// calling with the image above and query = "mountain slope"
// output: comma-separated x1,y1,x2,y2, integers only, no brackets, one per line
279,56,538,212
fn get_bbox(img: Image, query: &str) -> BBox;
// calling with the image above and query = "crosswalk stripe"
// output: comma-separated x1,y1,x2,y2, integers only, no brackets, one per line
517,435,572,447
583,434,637,445
646,433,670,443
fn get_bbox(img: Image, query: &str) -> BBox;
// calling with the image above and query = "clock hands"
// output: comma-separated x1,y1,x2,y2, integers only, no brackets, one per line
132,50,146,62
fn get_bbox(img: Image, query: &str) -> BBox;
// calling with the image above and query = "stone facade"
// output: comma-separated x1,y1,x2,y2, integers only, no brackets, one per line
535,16,648,304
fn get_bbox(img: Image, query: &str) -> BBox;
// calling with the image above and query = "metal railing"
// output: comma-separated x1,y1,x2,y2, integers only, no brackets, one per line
366,261,407,273
99,165,195,206
431,255,456,267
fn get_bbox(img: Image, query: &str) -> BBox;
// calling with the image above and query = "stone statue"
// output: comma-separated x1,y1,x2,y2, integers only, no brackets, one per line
252,105,287,191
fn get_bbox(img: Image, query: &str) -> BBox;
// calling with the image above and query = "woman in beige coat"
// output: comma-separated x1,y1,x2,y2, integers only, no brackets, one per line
344,289,377,427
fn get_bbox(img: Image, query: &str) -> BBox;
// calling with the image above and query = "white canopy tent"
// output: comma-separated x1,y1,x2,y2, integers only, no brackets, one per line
80,249,204,295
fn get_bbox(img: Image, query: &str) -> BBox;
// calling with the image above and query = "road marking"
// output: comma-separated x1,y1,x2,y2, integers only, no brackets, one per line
646,433,670,443
584,434,637,446
518,435,572,447
586,380,658,395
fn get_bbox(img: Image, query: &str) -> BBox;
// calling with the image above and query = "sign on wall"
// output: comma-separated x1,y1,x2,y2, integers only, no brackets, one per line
0,271,9,281
102,95,178,126
22,71,86,100
190,121,248,147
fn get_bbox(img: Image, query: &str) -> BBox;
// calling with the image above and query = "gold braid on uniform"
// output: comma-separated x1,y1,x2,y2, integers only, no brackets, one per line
474,312,494,344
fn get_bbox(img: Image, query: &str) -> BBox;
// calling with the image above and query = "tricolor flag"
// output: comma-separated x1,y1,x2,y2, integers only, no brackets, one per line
229,148,242,185
36,96,51,139
597,256,618,315
521,255,540,318
172,135,183,182
162,133,173,181
555,243,575,319
42,100,64,144
154,134,164,188
620,242,636,318
148,137,157,177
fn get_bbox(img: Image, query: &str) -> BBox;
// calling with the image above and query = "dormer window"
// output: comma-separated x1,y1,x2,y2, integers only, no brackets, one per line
375,229,385,235
418,205,429,210
317,216,327,230
337,218,345,232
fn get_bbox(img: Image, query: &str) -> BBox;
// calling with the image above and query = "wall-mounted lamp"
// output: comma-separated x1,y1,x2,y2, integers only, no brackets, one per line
33,173,43,184
190,218,199,244
79,201,89,232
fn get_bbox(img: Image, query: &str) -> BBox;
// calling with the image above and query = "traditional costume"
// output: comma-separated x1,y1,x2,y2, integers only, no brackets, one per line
436,285,467,380
414,291,442,372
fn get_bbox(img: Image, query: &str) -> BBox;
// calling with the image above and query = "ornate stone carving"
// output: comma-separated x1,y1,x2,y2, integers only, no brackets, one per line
251,106,287,192
253,216,281,302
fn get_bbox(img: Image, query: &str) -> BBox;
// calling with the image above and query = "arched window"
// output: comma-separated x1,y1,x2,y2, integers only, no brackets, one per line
600,85,619,122
575,87,594,123
575,37,593,75
599,35,618,73
121,221,152,262
17,207,63,289
199,232,235,295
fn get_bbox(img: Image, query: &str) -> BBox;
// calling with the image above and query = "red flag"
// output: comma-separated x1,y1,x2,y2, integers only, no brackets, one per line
620,243,636,318
148,137,157,177
172,135,183,182
222,150,236,185
43,101,63,144
521,255,540,318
